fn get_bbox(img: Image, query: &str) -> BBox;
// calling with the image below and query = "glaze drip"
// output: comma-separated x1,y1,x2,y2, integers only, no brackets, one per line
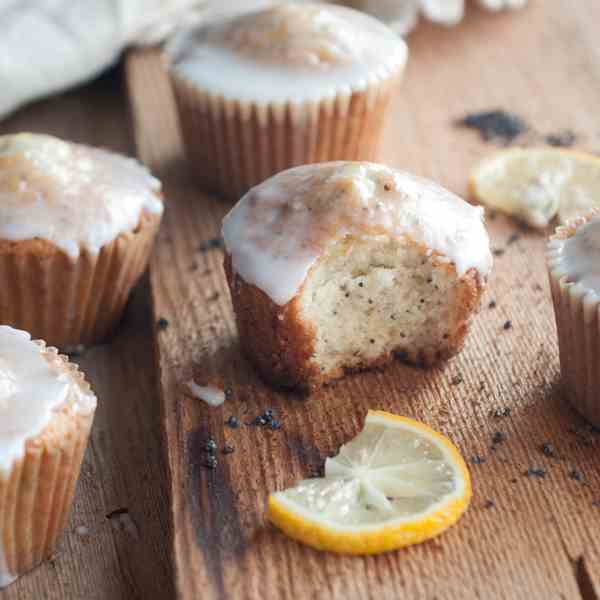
548,216,600,296
0,133,163,259
167,4,407,102
0,326,96,477
223,162,493,305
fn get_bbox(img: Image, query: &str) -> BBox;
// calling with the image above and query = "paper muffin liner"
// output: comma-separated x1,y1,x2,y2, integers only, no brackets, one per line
0,211,161,350
547,210,600,425
169,67,402,199
0,349,95,584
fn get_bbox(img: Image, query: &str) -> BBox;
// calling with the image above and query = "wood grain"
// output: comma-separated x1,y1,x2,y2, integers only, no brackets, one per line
127,1,600,598
0,71,174,599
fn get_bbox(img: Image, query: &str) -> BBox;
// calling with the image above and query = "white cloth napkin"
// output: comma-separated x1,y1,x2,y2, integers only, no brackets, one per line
0,0,527,120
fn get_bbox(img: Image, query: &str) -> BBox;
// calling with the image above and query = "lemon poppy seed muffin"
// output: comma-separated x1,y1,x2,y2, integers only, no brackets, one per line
0,325,97,587
223,162,493,390
166,3,408,199
547,210,600,425
0,133,164,349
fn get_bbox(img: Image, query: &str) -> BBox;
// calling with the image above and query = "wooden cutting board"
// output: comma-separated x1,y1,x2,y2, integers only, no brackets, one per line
126,2,600,598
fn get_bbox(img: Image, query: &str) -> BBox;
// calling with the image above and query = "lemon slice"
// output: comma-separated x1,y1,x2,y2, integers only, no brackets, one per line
268,410,471,555
469,148,600,227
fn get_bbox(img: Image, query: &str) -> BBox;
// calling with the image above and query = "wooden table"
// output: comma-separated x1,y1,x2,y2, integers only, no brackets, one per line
3,1,600,598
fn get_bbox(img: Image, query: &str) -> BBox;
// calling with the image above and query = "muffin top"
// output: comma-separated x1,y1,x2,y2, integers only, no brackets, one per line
167,3,407,102
0,133,163,259
548,212,600,295
222,162,493,305
0,325,97,476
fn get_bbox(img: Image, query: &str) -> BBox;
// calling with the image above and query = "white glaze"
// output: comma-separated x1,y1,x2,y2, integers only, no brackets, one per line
0,133,163,260
222,162,493,305
548,217,600,296
0,326,96,477
186,381,226,407
167,4,407,103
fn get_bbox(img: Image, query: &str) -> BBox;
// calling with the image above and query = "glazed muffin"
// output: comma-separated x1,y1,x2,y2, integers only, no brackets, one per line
0,133,164,350
547,210,600,425
223,162,493,390
0,325,97,587
166,3,408,199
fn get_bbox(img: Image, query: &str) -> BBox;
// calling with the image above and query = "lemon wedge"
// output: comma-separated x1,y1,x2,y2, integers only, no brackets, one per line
268,410,471,555
469,148,600,227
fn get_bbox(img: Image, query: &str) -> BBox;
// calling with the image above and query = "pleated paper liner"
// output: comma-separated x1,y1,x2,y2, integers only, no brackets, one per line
547,210,600,425
0,349,96,584
0,211,161,351
169,68,402,200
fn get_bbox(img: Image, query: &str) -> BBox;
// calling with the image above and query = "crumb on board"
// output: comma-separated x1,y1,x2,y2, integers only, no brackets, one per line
186,381,226,407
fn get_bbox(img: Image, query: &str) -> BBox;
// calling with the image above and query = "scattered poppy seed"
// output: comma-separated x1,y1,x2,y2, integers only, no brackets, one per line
492,431,507,445
358,282,364,287
205,439,217,453
226,416,239,429
66,345,85,358
503,320,512,330
370,339,375,344
470,455,486,465
507,233,521,245
484,499,495,509
204,456,218,469
384,183,392,191
493,248,505,257
157,317,169,331
545,130,576,147
488,300,497,309
224,388,233,400
198,237,224,252
541,443,556,458
525,467,546,478
248,409,281,429
451,375,464,385
569,469,585,483
455,109,528,144
222,444,235,455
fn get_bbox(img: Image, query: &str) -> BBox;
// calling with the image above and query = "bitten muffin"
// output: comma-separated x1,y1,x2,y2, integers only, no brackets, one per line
166,3,408,199
0,133,164,350
223,162,493,390
0,325,97,588
547,210,600,425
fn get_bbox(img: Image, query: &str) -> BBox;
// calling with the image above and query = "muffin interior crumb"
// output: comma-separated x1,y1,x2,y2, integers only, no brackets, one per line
299,235,467,374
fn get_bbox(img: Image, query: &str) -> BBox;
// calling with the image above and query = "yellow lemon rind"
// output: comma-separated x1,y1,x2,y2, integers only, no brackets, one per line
267,410,472,555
